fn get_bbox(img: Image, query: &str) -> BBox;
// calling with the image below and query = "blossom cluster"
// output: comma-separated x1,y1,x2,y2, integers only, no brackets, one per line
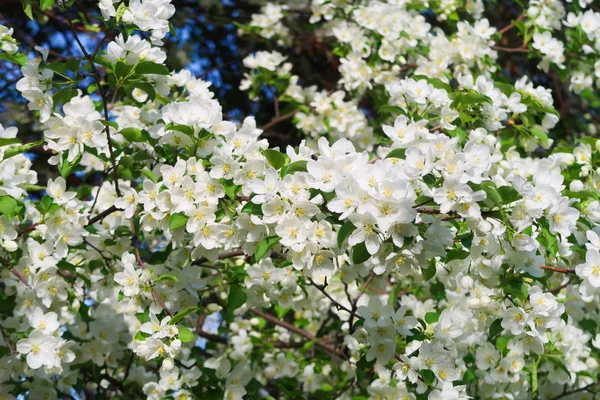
1,0,600,399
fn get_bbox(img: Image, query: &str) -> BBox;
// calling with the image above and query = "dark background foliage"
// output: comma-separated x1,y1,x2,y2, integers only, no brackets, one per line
0,0,598,185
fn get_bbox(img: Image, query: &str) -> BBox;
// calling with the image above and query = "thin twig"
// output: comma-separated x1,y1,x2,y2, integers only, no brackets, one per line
260,109,299,131
539,265,576,274
128,218,173,316
1,329,15,356
308,278,352,313
250,308,347,359
63,10,121,197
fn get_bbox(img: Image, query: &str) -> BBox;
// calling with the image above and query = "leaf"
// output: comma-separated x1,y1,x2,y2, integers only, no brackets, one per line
115,2,127,22
139,169,158,183
178,327,195,343
531,359,538,398
452,91,493,107
165,123,194,136
480,181,502,204
119,127,144,142
169,306,199,325
115,61,133,79
241,202,263,216
224,284,247,323
40,0,55,10
155,274,179,283
22,0,33,20
504,278,528,302
446,249,469,262
135,61,170,75
495,336,510,354
352,242,370,264
531,127,549,146
285,160,308,175
168,213,188,231
0,52,28,66
3,139,43,160
221,179,241,201
255,236,280,261
422,261,436,282
419,369,436,386
53,88,78,106
497,186,522,203
275,305,290,319
263,149,286,170
488,319,503,339
337,222,356,248
0,196,23,219
425,312,439,324
58,152,82,178
385,148,406,159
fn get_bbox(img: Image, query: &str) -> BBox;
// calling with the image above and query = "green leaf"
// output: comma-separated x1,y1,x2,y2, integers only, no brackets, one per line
352,242,370,264
0,196,23,219
419,369,436,386
165,123,194,136
119,127,144,142
275,304,290,319
58,152,82,178
412,75,452,92
53,88,78,106
285,160,308,175
497,186,522,203
452,91,493,107
480,181,502,204
40,0,55,10
139,169,158,183
224,284,247,322
155,274,179,283
385,148,406,159
168,213,188,231
178,327,195,343
495,336,510,354
0,52,28,66
504,278,528,302
255,236,280,261
531,127,549,146
263,149,286,170
446,249,469,262
241,202,263,216
337,222,356,248
115,2,127,22
488,319,503,339
222,179,241,201
22,0,33,20
3,139,43,159
115,61,133,79
135,61,170,75
169,306,199,325
135,331,151,341
425,312,439,324
531,359,538,398
422,261,437,282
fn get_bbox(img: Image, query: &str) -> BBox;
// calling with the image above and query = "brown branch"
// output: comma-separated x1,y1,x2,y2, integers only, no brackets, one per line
549,380,600,400
260,109,299,131
11,269,30,287
539,265,576,274
129,218,173,316
493,46,530,53
63,11,121,196
1,329,15,356
250,308,347,359
307,278,352,313
86,205,121,227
